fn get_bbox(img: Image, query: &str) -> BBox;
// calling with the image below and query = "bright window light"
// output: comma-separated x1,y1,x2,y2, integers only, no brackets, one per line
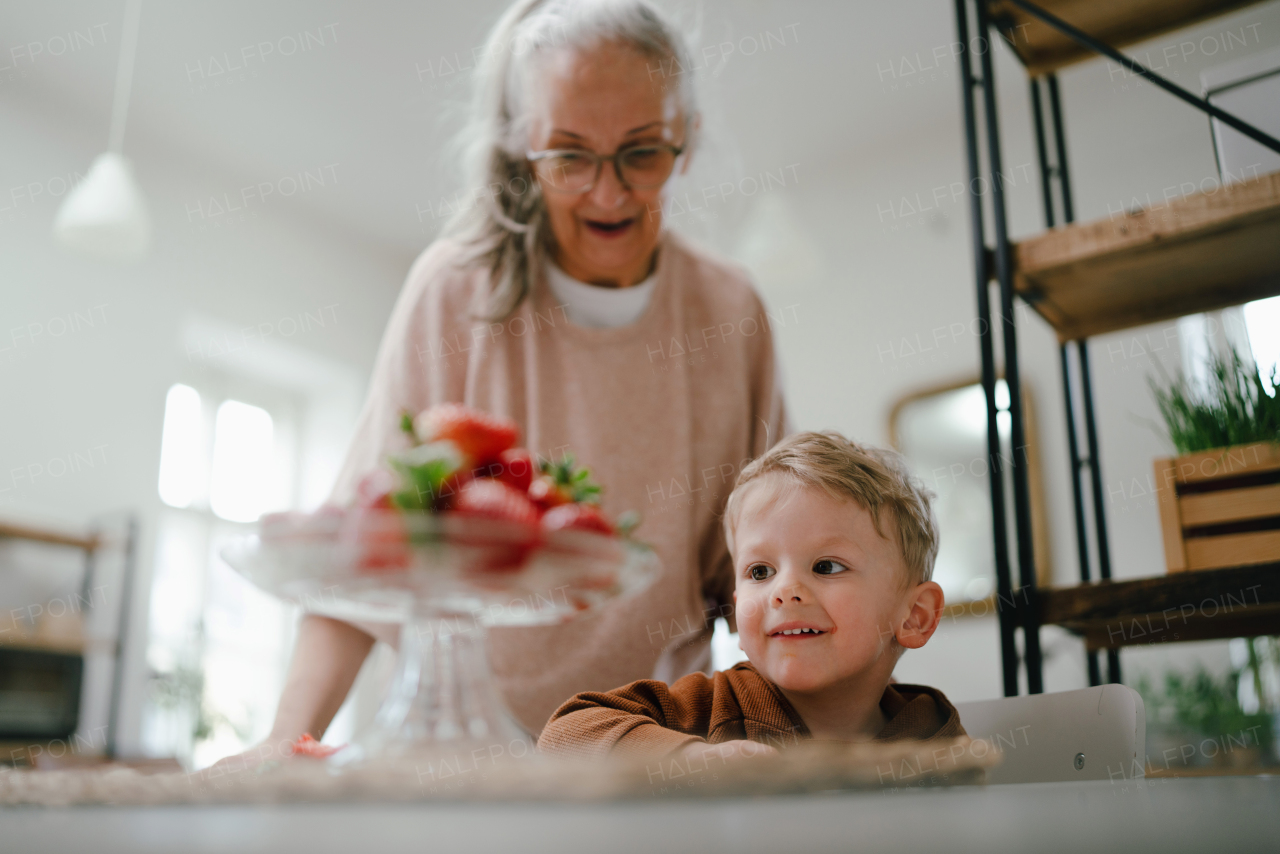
711,617,748,672
209,400,274,523
994,379,1010,411
996,410,1012,436
1244,296,1280,395
158,384,206,508
949,379,1011,439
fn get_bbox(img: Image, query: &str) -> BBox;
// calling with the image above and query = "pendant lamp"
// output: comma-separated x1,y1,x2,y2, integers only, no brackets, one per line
54,0,151,260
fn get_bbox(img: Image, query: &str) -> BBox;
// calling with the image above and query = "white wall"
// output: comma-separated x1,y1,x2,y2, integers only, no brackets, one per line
0,83,408,755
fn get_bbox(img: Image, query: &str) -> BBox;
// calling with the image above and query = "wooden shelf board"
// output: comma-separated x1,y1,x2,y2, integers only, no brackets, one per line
989,0,1265,75
1038,562,1280,650
1009,172,1280,341
0,520,98,551
0,637,83,655
1075,604,1280,650
0,747,182,772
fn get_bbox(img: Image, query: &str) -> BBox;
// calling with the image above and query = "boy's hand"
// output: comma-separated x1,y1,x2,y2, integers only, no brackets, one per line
676,738,777,766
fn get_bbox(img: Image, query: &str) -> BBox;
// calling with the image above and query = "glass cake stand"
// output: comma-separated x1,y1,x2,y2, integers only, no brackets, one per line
221,508,659,769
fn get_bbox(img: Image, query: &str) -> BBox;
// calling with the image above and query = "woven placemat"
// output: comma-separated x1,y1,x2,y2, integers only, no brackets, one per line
0,737,999,807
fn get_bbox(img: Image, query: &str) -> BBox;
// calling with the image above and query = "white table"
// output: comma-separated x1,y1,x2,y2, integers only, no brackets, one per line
1,776,1276,854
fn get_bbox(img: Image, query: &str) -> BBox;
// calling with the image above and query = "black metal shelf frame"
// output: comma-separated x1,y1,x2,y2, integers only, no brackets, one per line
953,0,1280,695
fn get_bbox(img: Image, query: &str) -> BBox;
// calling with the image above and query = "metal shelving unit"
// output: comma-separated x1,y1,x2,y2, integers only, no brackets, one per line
0,516,138,760
953,0,1280,695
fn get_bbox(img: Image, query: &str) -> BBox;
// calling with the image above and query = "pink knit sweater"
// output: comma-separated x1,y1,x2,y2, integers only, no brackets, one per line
330,231,790,732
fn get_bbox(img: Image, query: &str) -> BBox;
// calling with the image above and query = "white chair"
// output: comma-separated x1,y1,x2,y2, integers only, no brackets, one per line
954,684,1146,784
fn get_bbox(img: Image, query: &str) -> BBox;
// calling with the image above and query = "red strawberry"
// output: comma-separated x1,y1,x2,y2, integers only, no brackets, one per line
414,404,518,466
540,503,615,536
351,507,412,573
451,479,540,572
453,479,539,526
494,448,535,492
528,474,571,510
432,468,475,511
528,453,602,511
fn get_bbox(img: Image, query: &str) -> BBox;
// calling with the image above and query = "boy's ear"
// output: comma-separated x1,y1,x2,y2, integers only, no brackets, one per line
895,581,944,650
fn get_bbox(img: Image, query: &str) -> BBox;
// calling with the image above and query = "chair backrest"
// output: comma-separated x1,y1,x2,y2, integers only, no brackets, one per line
954,684,1146,784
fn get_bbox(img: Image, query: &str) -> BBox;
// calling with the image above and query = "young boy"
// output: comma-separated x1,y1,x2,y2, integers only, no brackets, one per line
537,431,964,759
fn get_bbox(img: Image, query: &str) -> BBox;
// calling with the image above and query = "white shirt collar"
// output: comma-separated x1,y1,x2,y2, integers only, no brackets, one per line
544,260,657,329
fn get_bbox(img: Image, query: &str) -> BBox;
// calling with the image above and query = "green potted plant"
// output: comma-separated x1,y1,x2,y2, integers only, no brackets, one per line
1149,349,1280,573
1138,664,1275,770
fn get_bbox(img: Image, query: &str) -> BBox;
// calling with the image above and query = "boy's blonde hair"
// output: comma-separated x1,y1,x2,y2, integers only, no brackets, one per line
724,431,939,587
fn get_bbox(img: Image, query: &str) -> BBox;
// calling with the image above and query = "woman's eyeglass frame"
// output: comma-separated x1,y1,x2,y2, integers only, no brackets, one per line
525,144,685,194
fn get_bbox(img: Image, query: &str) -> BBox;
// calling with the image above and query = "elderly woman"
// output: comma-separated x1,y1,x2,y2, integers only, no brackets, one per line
265,0,788,740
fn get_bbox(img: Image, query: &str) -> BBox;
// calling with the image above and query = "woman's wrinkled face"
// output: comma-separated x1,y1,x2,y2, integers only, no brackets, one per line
528,42,687,287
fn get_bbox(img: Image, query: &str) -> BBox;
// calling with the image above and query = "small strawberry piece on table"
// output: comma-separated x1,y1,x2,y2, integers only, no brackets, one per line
414,404,518,467
541,503,615,536
291,733,340,759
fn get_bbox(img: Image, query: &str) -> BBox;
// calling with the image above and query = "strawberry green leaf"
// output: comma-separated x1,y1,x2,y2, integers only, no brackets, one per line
391,488,424,511
388,442,463,510
616,510,641,536
572,483,602,504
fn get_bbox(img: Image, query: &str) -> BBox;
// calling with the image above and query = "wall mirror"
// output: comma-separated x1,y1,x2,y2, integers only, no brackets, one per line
889,378,1052,614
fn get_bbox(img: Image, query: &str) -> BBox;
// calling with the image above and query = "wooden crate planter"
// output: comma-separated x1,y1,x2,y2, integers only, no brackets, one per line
1155,442,1280,573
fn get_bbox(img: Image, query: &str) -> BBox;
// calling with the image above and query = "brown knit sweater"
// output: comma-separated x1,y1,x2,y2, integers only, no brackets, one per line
538,662,966,758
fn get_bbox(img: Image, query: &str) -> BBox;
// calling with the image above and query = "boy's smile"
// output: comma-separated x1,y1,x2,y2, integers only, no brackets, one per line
767,621,830,638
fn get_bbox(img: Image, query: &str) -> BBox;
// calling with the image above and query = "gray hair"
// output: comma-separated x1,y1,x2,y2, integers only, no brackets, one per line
445,0,698,320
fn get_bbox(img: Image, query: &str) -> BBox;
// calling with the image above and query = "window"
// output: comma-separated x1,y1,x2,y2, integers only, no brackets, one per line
1244,295,1280,395
209,400,275,523
1178,299,1280,398
157,386,285,523
157,384,207,509
146,382,300,768
711,618,749,671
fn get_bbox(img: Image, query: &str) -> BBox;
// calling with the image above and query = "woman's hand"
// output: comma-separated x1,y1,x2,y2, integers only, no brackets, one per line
206,733,303,775
201,614,376,778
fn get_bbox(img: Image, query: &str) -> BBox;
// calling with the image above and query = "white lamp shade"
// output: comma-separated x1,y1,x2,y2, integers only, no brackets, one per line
54,152,151,260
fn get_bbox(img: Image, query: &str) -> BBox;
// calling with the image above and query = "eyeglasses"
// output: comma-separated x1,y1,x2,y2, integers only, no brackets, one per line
526,144,685,194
